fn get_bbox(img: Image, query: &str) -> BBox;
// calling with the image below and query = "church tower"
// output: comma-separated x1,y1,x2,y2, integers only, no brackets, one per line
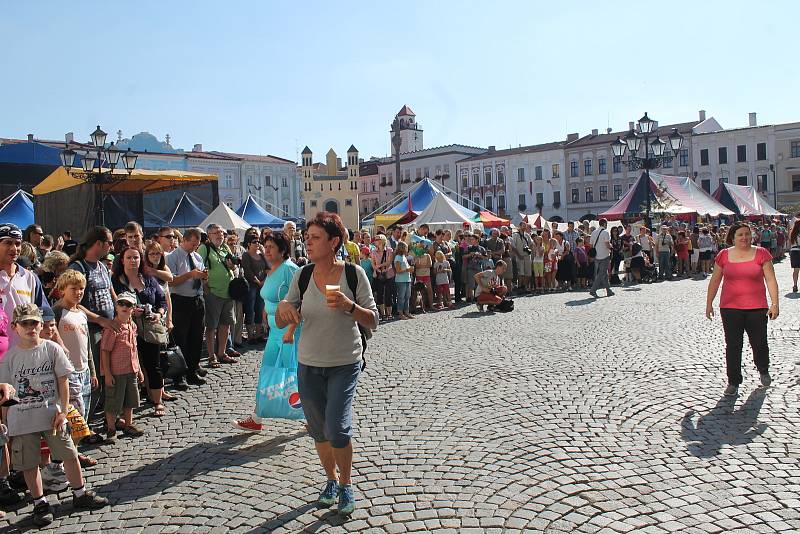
390,105,423,155
300,146,313,218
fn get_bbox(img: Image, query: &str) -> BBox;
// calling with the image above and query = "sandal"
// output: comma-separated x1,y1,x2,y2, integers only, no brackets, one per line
218,354,237,364
161,392,179,402
122,424,144,438
226,349,242,358
78,454,98,468
207,357,221,369
153,404,166,417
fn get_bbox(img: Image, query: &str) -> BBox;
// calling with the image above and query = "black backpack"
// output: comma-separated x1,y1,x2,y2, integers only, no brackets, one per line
495,298,514,313
297,263,371,371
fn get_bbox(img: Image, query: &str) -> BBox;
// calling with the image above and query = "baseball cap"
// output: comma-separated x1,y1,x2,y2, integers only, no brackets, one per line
13,303,42,323
116,292,137,305
0,224,23,242
105,253,115,263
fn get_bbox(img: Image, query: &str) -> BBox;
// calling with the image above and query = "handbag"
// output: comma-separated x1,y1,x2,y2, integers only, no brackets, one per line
588,231,601,259
130,290,169,346
375,249,388,281
160,338,188,380
255,342,305,420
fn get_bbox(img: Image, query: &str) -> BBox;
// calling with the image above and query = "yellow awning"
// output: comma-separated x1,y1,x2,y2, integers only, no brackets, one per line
374,213,403,227
33,166,218,196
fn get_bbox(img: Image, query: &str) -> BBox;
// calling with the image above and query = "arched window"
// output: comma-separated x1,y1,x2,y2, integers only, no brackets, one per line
325,200,339,213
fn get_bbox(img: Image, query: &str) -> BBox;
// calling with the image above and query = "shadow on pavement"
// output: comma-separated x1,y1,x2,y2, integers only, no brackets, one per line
249,502,349,533
784,293,800,299
680,388,768,458
93,431,306,504
565,298,595,307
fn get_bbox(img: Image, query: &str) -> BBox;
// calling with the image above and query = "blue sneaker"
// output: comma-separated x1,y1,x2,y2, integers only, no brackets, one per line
337,484,355,516
317,480,339,507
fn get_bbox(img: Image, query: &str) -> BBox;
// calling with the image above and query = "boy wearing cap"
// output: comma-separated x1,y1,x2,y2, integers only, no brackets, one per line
100,292,144,442
0,303,107,527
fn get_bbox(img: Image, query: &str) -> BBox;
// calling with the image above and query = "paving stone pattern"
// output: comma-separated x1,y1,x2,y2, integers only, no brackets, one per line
2,262,799,533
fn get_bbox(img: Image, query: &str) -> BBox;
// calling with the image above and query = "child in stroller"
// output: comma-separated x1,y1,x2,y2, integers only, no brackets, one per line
629,243,658,283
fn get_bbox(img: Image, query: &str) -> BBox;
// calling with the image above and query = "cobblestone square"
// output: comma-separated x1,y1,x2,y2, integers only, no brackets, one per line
2,263,798,533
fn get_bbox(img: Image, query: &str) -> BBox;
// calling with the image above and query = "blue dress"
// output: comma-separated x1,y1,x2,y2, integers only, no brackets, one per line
259,260,300,369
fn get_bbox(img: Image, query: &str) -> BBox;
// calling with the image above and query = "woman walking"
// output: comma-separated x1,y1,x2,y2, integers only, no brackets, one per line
277,212,378,517
706,222,779,397
234,233,299,432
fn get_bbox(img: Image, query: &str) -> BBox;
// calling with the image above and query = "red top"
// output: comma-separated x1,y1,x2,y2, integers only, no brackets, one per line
715,246,772,309
100,322,140,375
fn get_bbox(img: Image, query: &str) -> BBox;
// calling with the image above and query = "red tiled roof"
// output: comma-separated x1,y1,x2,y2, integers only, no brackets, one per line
567,120,699,149
456,141,566,163
397,105,415,117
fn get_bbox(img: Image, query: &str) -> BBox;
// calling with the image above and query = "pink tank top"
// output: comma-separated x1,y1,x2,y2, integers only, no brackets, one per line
715,247,771,309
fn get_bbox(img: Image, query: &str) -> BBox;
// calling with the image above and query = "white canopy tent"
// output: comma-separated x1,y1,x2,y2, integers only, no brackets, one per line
412,192,481,234
199,203,251,237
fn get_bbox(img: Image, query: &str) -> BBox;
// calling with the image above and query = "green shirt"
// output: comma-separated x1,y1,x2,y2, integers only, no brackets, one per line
198,243,234,299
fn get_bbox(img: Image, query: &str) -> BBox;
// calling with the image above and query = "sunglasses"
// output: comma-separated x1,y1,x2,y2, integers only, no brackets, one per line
160,234,177,239
117,301,134,308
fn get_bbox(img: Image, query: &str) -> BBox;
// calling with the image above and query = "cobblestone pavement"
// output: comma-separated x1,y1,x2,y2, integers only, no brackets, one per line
2,261,799,533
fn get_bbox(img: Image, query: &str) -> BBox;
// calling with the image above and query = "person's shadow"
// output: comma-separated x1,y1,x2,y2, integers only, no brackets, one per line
681,388,768,458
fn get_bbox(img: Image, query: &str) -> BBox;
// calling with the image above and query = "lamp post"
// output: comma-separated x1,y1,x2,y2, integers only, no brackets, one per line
60,125,137,226
769,163,777,209
391,118,402,195
610,113,684,228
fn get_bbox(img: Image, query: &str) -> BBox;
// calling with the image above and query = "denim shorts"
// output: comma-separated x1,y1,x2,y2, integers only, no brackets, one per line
297,362,361,448
68,369,93,423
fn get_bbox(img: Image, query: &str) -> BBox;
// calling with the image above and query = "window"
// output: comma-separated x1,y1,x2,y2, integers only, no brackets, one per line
372,180,377,192
793,176,800,192
737,145,747,162
223,173,233,189
300,201,305,213
517,168,525,182
598,158,607,174
570,161,578,177
283,204,289,215
518,194,526,208
552,191,561,206
585,187,593,203
485,168,492,185
474,197,481,208
472,172,480,187
613,157,621,173
737,176,748,186
416,168,422,179
571,188,579,203
443,164,450,175
718,147,728,164
345,199,352,206
552,164,560,178
265,175,271,186
662,153,673,168
423,167,430,178
535,166,543,180
282,177,288,187
700,149,709,166
757,174,768,192
584,159,592,175
679,149,689,167
497,168,504,183
613,184,622,199
792,141,800,158
757,142,767,161
310,200,318,208
404,169,411,182
462,176,468,188
535,192,544,207
599,185,607,201
485,196,493,210
498,195,505,210
721,174,728,183
701,179,711,193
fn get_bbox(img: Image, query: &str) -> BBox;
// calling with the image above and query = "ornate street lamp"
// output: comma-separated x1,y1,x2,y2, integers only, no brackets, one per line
610,113,684,227
61,125,136,226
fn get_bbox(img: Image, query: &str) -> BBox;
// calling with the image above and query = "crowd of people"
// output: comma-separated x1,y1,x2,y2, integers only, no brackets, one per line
0,211,797,524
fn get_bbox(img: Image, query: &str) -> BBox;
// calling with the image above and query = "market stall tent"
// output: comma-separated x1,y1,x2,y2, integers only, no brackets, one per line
473,210,510,229
0,189,34,228
168,193,209,228
412,191,480,233
200,203,251,237
712,182,783,218
372,179,444,228
600,172,733,220
235,195,285,228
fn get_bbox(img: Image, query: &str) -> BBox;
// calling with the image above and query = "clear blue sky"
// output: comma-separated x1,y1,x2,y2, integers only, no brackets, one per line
2,1,797,162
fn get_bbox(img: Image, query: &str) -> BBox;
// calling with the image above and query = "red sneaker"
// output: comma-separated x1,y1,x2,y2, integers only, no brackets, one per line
233,417,263,432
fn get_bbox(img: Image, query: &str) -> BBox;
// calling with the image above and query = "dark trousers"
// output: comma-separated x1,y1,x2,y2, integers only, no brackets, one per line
453,260,464,300
171,294,206,374
373,277,396,308
138,337,164,390
720,308,769,386
88,325,104,421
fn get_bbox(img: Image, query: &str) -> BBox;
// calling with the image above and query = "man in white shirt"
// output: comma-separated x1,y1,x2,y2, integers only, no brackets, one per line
589,218,614,298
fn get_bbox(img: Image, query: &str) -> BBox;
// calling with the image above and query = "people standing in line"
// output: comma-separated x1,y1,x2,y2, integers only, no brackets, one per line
511,222,533,293
393,241,414,319
370,235,395,321
124,221,144,252
234,232,299,432
656,225,674,280
589,218,614,299
155,226,178,255
706,221,779,397
165,228,208,388
241,234,268,344
277,212,378,517
198,224,237,367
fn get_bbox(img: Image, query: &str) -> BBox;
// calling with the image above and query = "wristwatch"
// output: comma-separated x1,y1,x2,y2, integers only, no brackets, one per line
345,302,356,315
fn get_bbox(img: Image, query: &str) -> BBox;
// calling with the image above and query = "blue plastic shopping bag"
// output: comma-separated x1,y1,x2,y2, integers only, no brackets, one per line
255,343,305,420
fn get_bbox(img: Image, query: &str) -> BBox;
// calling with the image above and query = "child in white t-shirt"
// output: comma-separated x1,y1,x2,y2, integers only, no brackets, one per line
432,251,452,309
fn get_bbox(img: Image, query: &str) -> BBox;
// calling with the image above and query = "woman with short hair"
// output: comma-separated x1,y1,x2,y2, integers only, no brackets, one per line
706,222,779,397
276,212,378,517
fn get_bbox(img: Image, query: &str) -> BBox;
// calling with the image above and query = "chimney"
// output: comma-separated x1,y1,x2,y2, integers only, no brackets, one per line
699,110,706,121
27,134,34,142
591,129,599,136
628,121,635,131
65,132,74,143
749,112,757,127
193,143,202,152
487,145,496,153
566,133,579,142
606,128,612,134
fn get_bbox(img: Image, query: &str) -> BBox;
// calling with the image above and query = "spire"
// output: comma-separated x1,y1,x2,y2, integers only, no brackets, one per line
301,146,312,155
347,144,358,154
397,105,415,117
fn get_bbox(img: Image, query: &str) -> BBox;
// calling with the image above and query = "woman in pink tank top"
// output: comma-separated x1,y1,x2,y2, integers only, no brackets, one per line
705,222,779,397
